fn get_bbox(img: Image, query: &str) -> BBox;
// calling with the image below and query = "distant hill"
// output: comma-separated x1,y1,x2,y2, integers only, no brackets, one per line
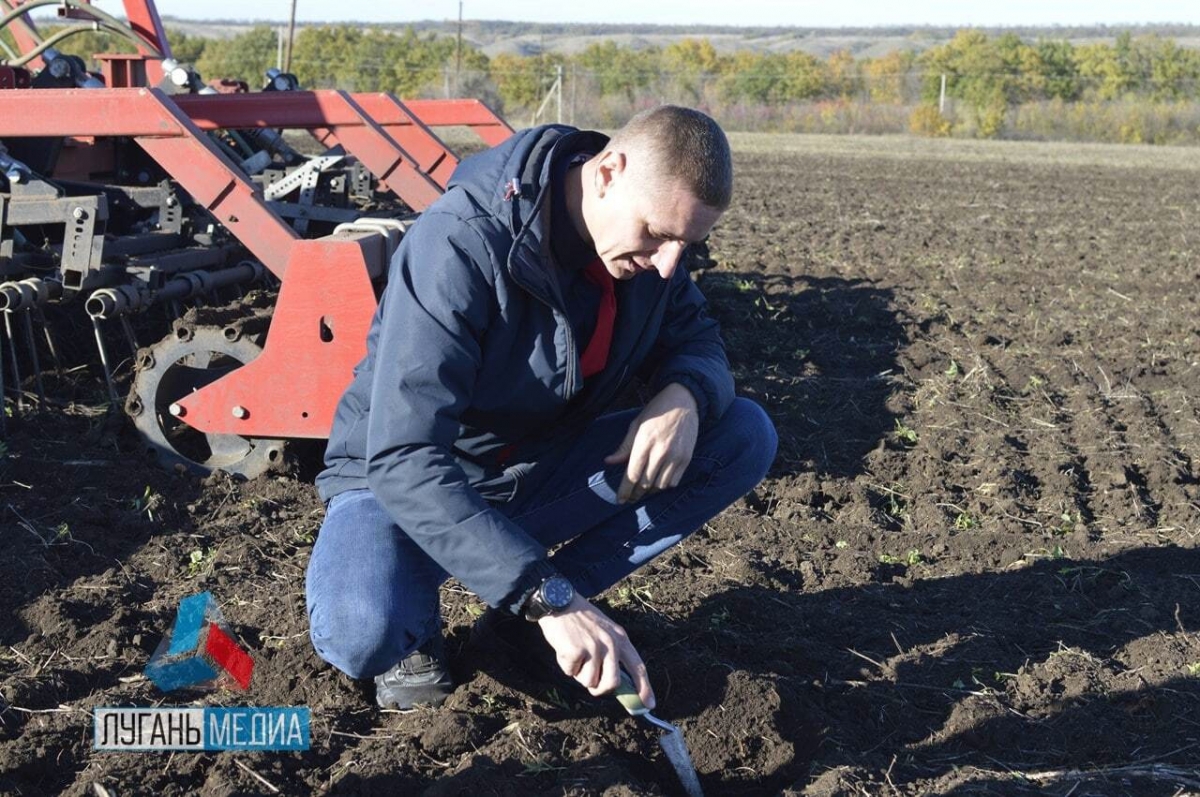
154,18,1200,58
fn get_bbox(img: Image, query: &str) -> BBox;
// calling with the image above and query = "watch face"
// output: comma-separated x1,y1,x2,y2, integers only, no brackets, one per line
542,577,574,610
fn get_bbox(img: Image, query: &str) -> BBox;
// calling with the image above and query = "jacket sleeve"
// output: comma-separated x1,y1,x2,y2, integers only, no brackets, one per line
643,259,736,425
364,212,556,611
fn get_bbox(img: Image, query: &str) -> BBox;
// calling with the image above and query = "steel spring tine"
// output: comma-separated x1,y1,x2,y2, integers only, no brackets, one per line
0,322,6,436
20,310,45,405
35,307,63,375
120,315,139,358
4,311,24,411
91,316,119,406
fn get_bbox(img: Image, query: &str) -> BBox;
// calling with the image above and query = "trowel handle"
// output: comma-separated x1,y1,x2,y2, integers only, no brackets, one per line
616,670,650,716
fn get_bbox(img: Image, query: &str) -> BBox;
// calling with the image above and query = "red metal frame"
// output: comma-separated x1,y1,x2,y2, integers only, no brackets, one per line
118,0,171,60
173,235,382,438
403,99,515,147
173,91,446,208
1,87,380,437
340,93,460,189
2,0,515,446
0,88,298,277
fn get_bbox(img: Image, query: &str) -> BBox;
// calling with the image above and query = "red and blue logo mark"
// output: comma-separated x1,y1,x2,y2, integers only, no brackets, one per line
144,592,254,692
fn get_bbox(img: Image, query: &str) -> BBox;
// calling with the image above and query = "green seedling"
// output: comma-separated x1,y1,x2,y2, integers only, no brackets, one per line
875,483,910,526
880,549,923,567
1025,545,1068,562
969,668,997,694
1186,663,1200,677
954,511,978,531
893,419,919,445
129,485,160,521
1052,510,1083,537
186,547,213,578
944,360,960,378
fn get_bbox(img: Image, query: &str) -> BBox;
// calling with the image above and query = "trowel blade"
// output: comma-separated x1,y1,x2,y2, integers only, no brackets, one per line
657,727,703,797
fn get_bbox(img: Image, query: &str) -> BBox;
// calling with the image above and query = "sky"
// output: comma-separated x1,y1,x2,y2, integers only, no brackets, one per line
92,0,1197,28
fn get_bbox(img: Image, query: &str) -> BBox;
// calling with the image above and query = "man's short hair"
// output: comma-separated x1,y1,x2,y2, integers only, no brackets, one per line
607,105,733,211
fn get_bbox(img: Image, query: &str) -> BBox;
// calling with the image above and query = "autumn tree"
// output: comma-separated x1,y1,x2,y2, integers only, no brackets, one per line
862,50,917,103
490,51,565,110
661,38,723,102
576,41,657,102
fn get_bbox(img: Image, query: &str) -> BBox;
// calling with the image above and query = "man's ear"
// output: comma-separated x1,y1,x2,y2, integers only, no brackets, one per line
593,150,626,198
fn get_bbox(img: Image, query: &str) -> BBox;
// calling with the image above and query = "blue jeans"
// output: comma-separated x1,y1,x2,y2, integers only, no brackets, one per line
305,397,777,679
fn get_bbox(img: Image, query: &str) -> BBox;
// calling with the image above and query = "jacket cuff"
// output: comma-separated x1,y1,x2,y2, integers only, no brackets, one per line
501,559,560,615
657,373,711,424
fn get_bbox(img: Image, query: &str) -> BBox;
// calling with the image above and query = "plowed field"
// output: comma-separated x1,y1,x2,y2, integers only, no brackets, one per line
2,134,1199,796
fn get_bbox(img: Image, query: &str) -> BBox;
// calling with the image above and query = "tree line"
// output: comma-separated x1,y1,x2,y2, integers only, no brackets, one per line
19,24,1200,142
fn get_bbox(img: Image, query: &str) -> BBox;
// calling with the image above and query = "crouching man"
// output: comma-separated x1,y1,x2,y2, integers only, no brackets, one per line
306,105,776,710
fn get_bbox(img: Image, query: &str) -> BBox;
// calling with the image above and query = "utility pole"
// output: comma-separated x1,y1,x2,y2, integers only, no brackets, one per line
455,1,463,96
284,0,298,74
556,64,563,124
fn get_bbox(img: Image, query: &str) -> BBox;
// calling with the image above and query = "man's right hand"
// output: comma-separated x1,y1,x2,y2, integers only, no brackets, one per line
537,594,656,709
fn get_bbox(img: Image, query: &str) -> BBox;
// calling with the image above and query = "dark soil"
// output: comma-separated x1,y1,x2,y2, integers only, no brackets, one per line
2,141,1199,796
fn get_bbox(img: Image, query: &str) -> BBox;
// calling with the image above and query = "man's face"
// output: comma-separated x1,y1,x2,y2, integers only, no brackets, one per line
584,151,724,282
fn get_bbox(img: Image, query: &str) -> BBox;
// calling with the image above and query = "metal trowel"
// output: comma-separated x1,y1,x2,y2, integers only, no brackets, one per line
615,672,704,797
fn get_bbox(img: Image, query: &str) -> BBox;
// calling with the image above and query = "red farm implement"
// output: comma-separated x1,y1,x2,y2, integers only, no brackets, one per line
0,0,513,476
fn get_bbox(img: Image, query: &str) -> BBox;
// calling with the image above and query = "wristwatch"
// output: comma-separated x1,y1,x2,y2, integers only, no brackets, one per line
522,575,576,621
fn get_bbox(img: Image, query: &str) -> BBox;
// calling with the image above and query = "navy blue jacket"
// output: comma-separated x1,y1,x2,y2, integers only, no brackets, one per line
316,125,735,611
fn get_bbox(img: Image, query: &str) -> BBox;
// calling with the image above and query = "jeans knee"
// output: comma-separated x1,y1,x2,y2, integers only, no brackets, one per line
309,600,410,679
723,398,778,484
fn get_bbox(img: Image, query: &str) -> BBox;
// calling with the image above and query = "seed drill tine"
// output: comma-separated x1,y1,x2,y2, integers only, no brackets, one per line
35,308,63,376
3,312,25,411
0,326,6,435
120,315,139,358
90,316,119,405
20,310,45,405
616,673,704,797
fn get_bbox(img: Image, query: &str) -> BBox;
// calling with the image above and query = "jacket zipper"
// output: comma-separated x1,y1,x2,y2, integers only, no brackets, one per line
506,196,579,401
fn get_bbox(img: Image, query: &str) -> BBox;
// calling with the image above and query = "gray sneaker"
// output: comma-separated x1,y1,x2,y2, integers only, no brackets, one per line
374,635,453,709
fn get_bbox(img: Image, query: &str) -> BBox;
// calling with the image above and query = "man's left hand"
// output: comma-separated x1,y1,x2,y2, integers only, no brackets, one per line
604,382,699,504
